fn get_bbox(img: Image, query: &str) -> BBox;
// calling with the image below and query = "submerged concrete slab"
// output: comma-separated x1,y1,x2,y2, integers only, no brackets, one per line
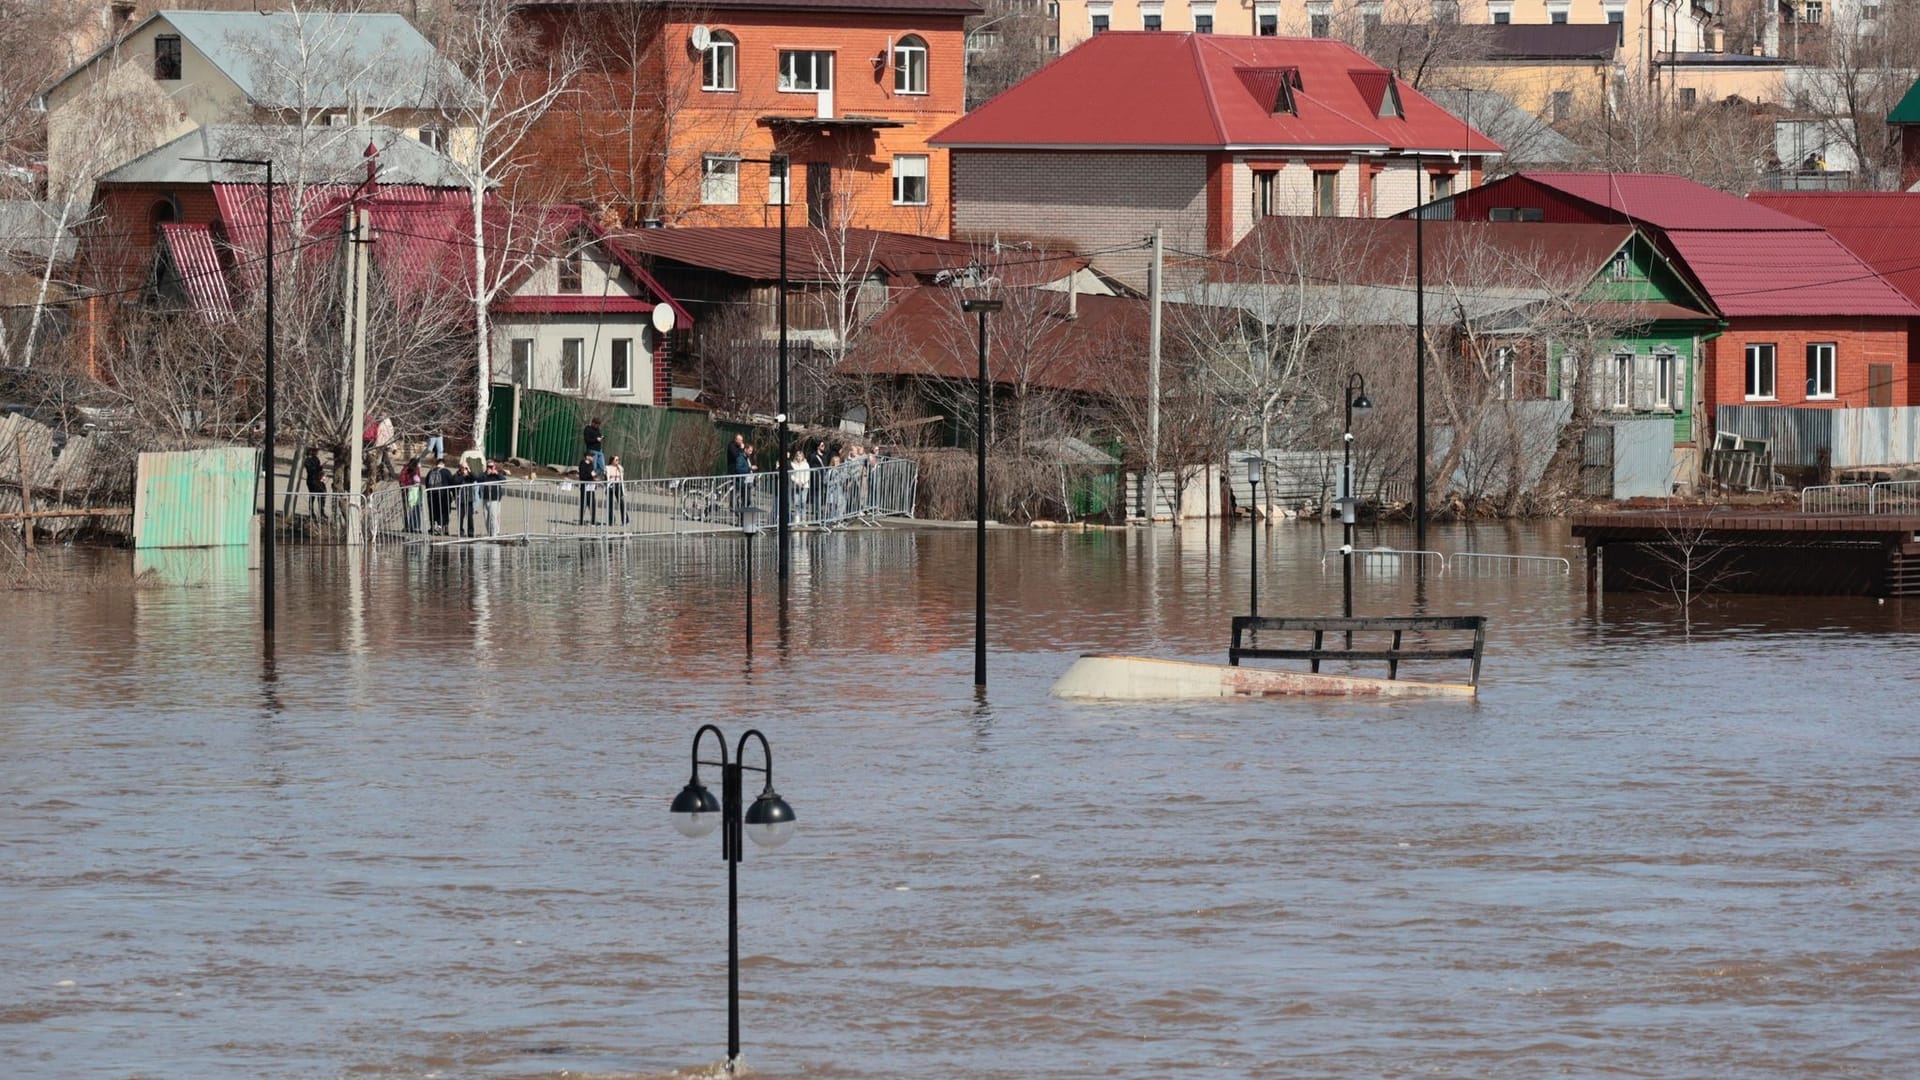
1050,654,1477,701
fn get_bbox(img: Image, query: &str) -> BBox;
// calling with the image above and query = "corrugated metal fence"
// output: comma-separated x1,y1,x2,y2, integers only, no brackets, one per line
1716,405,1920,469
487,386,721,477
132,448,258,549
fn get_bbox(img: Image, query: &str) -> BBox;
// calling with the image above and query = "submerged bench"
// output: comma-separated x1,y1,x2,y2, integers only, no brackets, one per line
1229,615,1487,688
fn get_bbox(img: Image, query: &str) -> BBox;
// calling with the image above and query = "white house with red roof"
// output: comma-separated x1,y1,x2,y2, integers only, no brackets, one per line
930,32,1499,285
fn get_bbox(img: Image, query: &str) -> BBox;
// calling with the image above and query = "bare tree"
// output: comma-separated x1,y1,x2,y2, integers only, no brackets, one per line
1560,68,1775,192
1787,3,1920,189
428,0,585,452
965,0,1057,109
1343,0,1497,90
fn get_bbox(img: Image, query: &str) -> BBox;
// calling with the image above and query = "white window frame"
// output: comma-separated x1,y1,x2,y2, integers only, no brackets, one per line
703,32,737,92
1192,2,1215,33
611,338,634,395
1654,352,1676,410
1089,2,1112,34
1493,346,1516,400
894,36,928,95
892,154,929,206
702,154,740,204
1140,2,1163,30
1745,342,1776,400
1488,1,1512,24
767,158,790,205
1546,1,1569,25
1612,352,1633,410
1257,3,1280,35
510,338,533,387
1806,342,1836,400
778,50,834,93
561,339,584,392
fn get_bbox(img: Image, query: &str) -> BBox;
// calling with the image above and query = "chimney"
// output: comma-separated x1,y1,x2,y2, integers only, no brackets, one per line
1067,270,1078,320
1712,25,1725,53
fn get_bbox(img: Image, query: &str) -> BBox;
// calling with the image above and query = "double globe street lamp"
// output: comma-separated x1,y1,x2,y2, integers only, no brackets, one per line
670,725,797,1073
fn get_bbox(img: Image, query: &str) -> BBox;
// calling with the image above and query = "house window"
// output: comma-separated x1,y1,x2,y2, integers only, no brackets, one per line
1802,1,1822,24
894,35,928,95
1806,342,1836,399
893,154,929,205
1744,342,1776,400
1516,207,1544,222
1193,5,1214,34
1091,11,1110,33
1680,87,1697,109
1612,353,1633,409
1256,171,1276,217
1654,352,1676,410
1493,346,1516,400
1361,2,1383,30
778,50,833,92
1310,13,1331,36
1607,249,1631,279
1606,7,1625,45
1433,0,1460,23
768,157,790,204
1489,2,1511,24
703,31,737,92
702,154,739,204
510,338,533,387
1257,4,1279,35
417,125,446,152
561,339,584,392
1141,5,1163,30
1552,90,1571,122
1313,171,1338,217
611,338,634,394
556,249,582,293
1489,207,1516,222
1430,172,1453,200
1548,3,1569,25
155,34,182,80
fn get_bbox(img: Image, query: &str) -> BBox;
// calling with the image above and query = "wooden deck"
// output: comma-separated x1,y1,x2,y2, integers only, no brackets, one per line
1571,510,1920,598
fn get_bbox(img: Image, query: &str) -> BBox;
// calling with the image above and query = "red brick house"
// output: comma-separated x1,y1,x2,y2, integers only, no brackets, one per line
931,32,1499,286
520,0,975,233
1421,172,1919,427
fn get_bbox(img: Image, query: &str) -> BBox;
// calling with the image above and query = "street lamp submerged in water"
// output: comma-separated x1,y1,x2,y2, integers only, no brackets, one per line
1245,455,1265,616
1341,374,1374,619
670,725,796,1073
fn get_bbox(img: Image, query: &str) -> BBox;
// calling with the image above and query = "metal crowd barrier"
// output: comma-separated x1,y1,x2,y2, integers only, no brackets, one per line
1799,480,1920,515
358,457,919,544
1316,548,1570,576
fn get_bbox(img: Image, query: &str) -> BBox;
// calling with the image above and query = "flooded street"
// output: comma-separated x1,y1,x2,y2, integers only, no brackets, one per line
5,521,1919,1078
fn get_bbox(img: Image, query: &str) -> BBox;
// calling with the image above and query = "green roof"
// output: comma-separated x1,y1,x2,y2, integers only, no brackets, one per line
1890,77,1920,125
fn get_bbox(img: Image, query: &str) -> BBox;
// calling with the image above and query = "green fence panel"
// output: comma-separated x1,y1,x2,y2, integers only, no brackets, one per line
485,385,515,463
133,447,259,549
511,389,720,478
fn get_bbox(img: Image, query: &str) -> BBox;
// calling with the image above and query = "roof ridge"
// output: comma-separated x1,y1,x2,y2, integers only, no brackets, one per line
1190,34,1232,146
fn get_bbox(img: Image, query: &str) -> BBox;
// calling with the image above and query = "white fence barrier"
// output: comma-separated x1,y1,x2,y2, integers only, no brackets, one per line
1799,479,1920,515
1318,548,1571,576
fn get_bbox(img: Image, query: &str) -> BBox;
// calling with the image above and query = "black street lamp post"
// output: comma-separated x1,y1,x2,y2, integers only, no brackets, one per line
190,155,276,642
1341,373,1373,619
735,155,792,580
960,297,1002,692
741,506,765,652
1245,456,1263,616
670,725,797,1074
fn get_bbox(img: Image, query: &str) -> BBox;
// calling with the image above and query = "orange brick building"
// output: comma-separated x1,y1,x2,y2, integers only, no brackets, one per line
523,0,976,234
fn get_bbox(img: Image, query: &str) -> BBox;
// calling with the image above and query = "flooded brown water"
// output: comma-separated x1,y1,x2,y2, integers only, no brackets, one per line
5,520,1919,1078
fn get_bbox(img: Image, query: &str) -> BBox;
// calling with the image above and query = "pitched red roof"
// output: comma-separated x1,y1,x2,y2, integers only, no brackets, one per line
613,227,1087,287
1660,230,1919,317
934,33,1499,155
159,224,233,319
543,0,978,14
841,287,1151,396
1519,172,1818,231
1746,192,1920,307
1215,217,1638,288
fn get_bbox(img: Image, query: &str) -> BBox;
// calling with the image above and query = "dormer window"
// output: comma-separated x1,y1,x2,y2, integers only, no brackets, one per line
557,248,583,293
155,34,182,81
1379,79,1402,118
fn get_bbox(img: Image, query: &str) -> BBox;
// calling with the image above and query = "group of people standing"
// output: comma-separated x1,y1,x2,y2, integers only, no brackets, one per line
397,457,511,537
726,432,881,524
574,417,631,527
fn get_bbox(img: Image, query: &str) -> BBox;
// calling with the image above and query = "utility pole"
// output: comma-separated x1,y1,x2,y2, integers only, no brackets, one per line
348,206,371,546
1146,228,1163,523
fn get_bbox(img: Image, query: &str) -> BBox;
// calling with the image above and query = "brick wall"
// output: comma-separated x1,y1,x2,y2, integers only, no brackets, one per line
950,151,1209,288
1704,317,1913,428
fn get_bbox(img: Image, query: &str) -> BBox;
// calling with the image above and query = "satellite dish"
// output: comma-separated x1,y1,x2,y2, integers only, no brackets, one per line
690,24,712,51
652,304,677,334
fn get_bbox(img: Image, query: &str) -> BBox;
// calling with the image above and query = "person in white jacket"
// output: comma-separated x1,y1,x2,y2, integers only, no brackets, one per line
789,449,811,525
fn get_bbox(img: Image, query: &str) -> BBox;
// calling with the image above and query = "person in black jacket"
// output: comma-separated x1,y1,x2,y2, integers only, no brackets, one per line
454,462,477,537
584,417,605,476
302,448,329,519
726,432,752,510
479,461,507,537
576,452,599,525
424,457,455,535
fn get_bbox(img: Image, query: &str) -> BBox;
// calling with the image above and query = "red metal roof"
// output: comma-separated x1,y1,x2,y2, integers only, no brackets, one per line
841,287,1153,395
934,33,1500,155
1216,217,1637,287
159,224,233,319
1519,172,1819,232
492,295,656,314
1747,192,1920,307
533,0,979,14
614,227,1087,287
1661,230,1920,317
